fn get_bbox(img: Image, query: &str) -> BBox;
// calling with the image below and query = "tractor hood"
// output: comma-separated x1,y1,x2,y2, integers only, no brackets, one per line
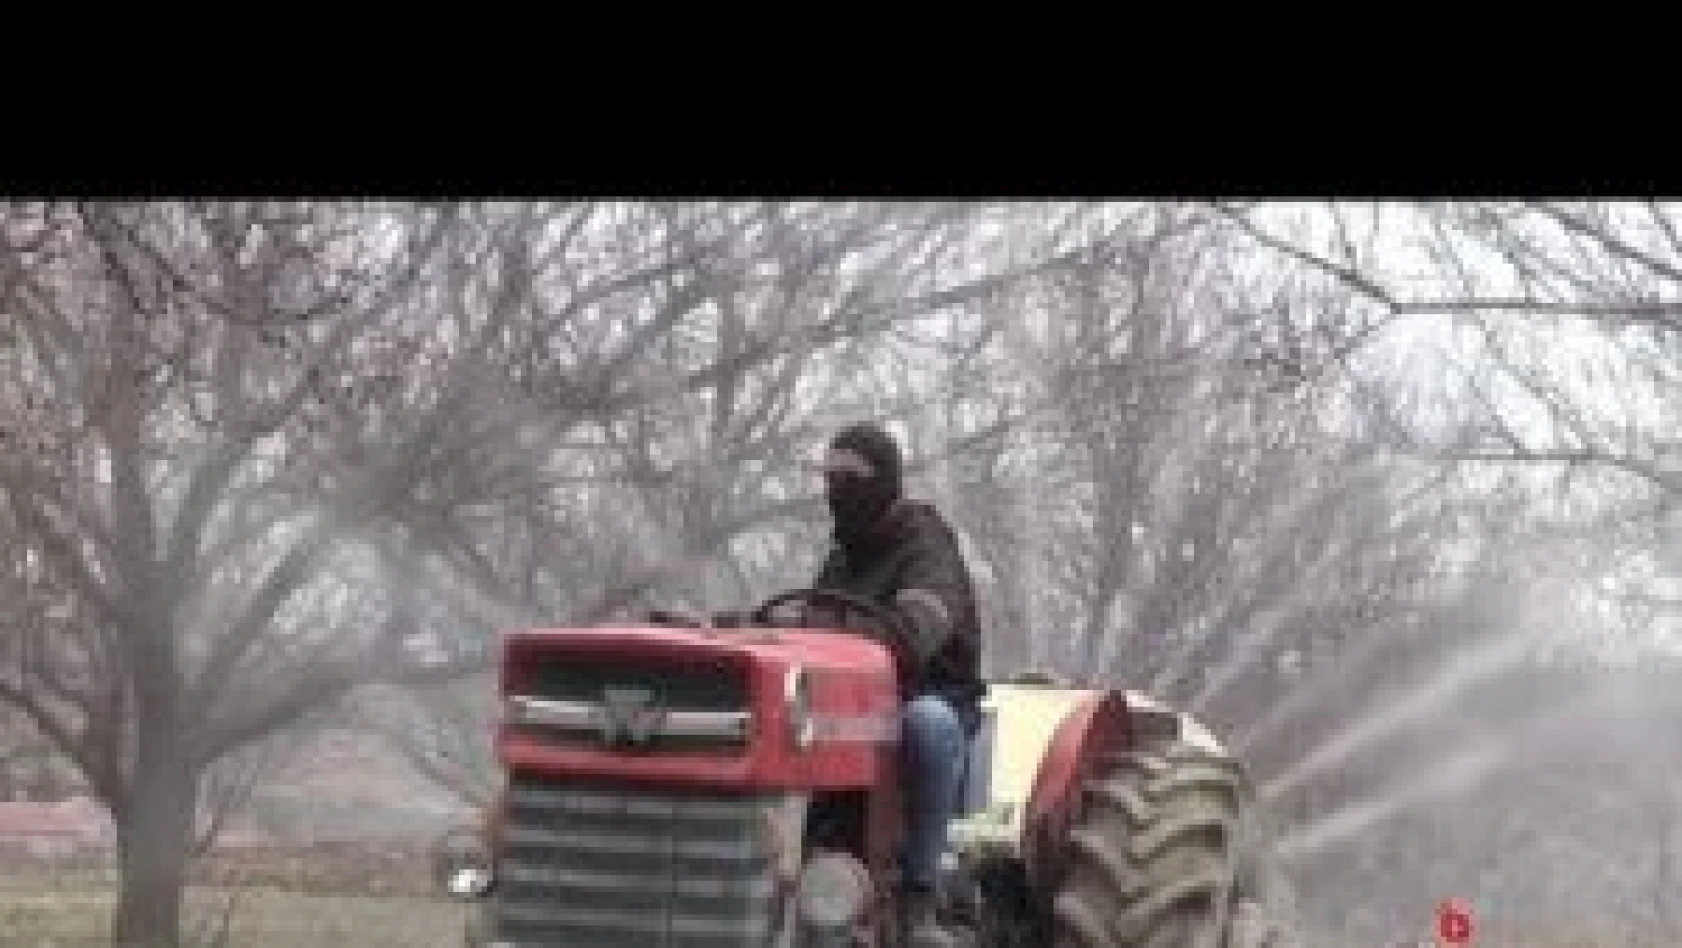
496,625,901,792
503,623,897,674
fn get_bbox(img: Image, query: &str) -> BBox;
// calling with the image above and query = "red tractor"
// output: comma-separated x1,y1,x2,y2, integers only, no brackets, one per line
439,588,1299,946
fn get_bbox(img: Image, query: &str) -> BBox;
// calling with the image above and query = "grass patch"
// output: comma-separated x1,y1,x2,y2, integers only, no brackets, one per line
0,882,472,947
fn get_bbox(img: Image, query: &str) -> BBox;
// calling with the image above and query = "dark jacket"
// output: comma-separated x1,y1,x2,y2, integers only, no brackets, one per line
811,500,984,715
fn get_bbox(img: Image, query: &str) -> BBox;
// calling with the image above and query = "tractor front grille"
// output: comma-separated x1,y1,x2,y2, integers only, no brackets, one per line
509,657,752,754
525,657,749,711
490,775,793,947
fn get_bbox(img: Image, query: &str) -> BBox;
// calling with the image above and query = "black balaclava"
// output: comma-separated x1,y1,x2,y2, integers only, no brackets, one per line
824,422,904,553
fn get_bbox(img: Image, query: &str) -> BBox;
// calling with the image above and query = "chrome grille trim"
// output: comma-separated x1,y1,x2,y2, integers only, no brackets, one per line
501,823,762,862
508,694,751,742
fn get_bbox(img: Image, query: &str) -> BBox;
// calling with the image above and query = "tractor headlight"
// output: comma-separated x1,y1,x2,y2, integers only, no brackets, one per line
784,664,813,751
447,864,494,899
433,820,495,902
796,850,871,931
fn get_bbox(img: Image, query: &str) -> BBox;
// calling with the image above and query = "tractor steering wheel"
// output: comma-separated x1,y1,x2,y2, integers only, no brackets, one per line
751,587,910,649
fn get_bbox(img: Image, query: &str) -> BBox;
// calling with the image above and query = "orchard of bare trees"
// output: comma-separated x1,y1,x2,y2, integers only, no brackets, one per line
5,200,1682,945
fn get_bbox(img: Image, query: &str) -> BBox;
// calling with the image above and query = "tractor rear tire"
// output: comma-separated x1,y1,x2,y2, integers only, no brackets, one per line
1050,740,1295,948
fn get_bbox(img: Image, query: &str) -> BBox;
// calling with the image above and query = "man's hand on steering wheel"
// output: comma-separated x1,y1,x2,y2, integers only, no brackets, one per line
644,608,704,627
643,608,756,628
751,588,911,650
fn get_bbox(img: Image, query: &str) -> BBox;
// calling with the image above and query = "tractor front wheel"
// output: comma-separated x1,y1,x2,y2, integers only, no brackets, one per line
1050,740,1294,948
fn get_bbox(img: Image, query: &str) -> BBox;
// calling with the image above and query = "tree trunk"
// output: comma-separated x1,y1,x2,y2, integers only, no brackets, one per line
112,758,197,947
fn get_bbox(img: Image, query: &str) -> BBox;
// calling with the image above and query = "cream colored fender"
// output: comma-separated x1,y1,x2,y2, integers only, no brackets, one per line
947,682,1236,861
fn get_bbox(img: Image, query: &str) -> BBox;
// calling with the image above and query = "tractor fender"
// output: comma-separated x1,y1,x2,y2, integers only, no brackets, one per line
1020,689,1129,892
948,685,1122,876
947,684,1245,893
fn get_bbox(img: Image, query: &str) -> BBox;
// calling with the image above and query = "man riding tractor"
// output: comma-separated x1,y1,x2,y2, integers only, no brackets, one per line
772,421,982,948
439,421,1304,947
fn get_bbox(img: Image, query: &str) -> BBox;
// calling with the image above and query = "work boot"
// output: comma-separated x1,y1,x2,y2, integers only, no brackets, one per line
904,886,960,948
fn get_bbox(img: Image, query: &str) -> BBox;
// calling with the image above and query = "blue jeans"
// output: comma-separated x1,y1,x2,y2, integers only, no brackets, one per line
900,693,968,891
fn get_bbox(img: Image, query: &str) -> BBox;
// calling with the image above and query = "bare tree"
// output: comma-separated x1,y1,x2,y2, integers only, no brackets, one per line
0,200,493,944
956,212,1460,727
1195,201,1682,942
1215,202,1682,628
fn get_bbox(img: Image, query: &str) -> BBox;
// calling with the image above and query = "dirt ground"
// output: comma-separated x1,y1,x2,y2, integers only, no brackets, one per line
0,862,1673,947
0,849,470,947
0,885,472,947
